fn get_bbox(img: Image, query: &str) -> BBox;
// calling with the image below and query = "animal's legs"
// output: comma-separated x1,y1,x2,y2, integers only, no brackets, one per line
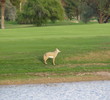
53,58,55,65
44,56,48,64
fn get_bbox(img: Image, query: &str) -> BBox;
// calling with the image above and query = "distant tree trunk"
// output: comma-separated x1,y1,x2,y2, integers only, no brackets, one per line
1,0,5,29
76,10,80,21
98,12,103,24
20,2,22,12
77,15,80,22
98,12,110,23
103,16,110,23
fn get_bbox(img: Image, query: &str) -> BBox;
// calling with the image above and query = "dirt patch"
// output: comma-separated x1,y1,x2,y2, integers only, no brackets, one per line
96,72,110,76
65,50,110,62
56,63,109,68
27,71,110,77
0,72,110,85
77,72,110,77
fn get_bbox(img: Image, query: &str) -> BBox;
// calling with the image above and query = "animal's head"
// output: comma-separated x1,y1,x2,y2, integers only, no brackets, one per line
56,48,61,53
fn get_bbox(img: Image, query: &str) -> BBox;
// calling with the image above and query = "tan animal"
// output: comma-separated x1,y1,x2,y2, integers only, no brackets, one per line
43,48,61,65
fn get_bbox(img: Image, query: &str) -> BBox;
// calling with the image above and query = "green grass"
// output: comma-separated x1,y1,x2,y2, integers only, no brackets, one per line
0,23,110,80
5,20,96,29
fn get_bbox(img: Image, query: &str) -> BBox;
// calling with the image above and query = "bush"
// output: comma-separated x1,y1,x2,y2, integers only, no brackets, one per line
17,0,64,26
80,3,94,23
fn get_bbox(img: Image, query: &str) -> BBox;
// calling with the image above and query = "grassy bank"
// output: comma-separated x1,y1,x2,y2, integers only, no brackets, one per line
0,23,110,81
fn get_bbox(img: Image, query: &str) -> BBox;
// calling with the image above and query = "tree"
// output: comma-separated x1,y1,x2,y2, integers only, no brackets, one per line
5,0,16,21
19,0,27,12
43,0,64,22
63,0,110,23
63,0,81,21
10,0,20,9
0,0,5,29
10,0,26,12
0,0,16,21
17,0,64,26
96,0,110,23
80,1,95,23
81,0,110,23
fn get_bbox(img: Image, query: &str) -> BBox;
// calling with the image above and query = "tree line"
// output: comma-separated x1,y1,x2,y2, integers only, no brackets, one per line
0,0,110,29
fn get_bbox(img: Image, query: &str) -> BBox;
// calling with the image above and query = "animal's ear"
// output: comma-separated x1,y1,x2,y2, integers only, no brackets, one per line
56,48,61,52
59,50,61,52
56,48,58,51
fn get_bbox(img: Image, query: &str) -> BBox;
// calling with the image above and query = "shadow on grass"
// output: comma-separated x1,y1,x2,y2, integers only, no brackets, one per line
37,56,54,65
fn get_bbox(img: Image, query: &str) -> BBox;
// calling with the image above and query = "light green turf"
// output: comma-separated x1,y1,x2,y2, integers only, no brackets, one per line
0,23,110,79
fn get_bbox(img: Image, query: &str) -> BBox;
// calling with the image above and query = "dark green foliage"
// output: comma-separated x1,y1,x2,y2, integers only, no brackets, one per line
63,0,110,23
80,2,95,23
10,0,20,9
5,0,16,21
17,0,49,26
80,0,110,23
17,0,64,26
43,0,64,22
63,0,81,20
0,0,16,21
63,0,76,20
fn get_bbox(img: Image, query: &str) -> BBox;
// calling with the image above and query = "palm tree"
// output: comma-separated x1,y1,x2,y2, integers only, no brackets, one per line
20,0,27,12
0,0,5,29
10,0,27,12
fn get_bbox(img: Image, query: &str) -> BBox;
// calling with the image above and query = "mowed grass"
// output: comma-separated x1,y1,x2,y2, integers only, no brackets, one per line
0,23,110,80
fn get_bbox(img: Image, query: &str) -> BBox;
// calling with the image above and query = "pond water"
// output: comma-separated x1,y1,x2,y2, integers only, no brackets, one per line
0,81,110,100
